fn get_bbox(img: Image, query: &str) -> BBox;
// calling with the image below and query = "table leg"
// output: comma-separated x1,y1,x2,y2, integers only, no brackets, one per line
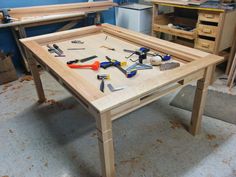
17,26,46,102
210,64,216,84
189,66,213,135
27,57,46,103
11,27,30,72
96,112,115,177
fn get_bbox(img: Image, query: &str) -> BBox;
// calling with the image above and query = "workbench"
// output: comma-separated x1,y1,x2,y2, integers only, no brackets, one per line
20,24,223,177
151,0,236,74
0,1,116,72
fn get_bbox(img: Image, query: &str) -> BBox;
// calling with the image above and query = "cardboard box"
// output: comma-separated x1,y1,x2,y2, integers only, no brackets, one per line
0,53,18,85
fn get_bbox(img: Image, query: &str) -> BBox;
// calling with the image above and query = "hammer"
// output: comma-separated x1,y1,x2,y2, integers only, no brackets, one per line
68,61,100,71
97,74,110,92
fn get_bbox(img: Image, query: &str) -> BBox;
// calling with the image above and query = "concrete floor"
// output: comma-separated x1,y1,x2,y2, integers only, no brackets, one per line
0,71,236,177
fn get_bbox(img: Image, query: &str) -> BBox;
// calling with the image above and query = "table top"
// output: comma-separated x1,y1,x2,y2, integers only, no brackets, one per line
20,24,223,113
0,1,116,28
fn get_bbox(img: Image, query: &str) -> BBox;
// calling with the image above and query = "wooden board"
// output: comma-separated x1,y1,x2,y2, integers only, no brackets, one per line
0,1,116,28
20,24,223,177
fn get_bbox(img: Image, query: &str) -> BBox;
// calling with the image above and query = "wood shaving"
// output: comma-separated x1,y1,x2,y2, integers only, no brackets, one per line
169,120,182,129
207,134,216,140
19,75,33,82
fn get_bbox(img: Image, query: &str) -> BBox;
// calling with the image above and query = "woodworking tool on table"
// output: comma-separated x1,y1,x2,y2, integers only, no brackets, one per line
71,40,84,44
124,48,171,62
47,44,65,57
68,61,100,71
0,8,16,23
124,47,150,64
66,59,79,65
160,62,180,71
100,45,115,51
107,84,125,92
100,60,126,69
161,54,171,61
53,44,63,54
66,55,98,64
80,55,97,63
104,56,137,78
97,74,110,92
126,63,153,71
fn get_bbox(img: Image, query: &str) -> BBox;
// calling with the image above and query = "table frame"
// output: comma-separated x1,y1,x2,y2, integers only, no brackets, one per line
20,24,223,177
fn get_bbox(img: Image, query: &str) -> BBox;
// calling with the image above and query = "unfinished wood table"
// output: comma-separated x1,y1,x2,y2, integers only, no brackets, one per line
20,24,223,177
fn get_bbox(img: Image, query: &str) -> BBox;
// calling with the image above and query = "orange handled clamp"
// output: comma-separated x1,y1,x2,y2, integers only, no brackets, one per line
68,61,100,71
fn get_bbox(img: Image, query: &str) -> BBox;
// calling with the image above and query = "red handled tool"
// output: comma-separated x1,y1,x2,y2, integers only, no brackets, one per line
68,61,100,71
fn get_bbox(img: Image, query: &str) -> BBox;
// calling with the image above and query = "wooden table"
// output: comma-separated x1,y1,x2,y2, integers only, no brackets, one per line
20,24,223,177
0,1,116,72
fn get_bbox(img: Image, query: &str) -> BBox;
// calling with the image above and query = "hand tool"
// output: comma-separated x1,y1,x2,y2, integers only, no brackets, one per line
124,49,171,62
66,55,97,65
67,48,85,50
0,9,14,23
160,62,180,71
124,49,155,57
125,47,150,64
105,56,137,78
80,55,97,63
71,40,84,44
100,45,115,51
68,61,100,71
162,54,171,61
100,60,126,69
54,55,66,57
126,63,153,71
53,44,63,54
47,44,65,57
67,59,79,65
105,36,108,40
107,84,125,92
97,74,110,92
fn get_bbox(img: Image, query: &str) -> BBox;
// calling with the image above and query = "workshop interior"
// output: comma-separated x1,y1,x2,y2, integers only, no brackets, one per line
0,0,236,177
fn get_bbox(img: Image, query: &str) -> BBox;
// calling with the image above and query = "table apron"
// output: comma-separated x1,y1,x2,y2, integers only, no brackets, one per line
109,69,205,121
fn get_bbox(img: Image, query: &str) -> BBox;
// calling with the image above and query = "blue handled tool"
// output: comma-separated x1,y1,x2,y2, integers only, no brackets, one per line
97,74,110,92
125,47,150,64
104,56,137,78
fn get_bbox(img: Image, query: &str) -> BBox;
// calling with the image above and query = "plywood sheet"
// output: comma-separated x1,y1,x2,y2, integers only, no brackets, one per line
43,33,185,94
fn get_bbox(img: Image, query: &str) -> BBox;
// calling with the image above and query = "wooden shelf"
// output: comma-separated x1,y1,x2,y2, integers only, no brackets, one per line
153,13,197,40
153,24,196,40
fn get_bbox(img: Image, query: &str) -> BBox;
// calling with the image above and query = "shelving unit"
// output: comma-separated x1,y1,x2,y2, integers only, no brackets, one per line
151,2,236,58
152,13,196,39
